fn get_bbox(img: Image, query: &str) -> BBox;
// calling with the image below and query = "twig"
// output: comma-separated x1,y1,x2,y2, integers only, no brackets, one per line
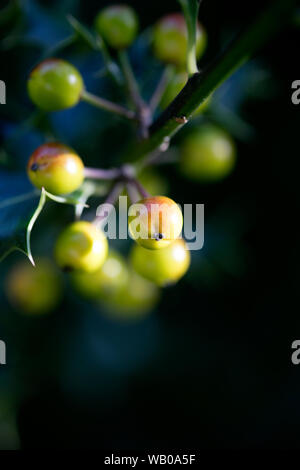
149,66,174,113
126,182,140,204
118,50,152,138
84,167,122,181
81,89,136,120
130,178,150,199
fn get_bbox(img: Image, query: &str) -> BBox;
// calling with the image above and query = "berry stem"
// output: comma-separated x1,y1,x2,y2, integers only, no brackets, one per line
81,89,136,120
126,182,140,204
84,167,122,180
130,178,150,199
96,39,123,86
93,181,125,227
118,50,151,138
149,65,174,113
67,14,123,86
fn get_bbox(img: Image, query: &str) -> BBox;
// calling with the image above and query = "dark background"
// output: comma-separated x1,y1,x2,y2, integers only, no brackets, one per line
0,0,300,450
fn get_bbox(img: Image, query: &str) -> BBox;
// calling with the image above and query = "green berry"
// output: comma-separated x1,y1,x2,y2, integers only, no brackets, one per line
130,238,191,287
95,5,138,49
5,258,62,315
54,221,108,273
128,196,183,250
27,58,83,111
152,13,207,67
102,269,160,319
180,124,236,182
72,250,128,300
27,142,84,195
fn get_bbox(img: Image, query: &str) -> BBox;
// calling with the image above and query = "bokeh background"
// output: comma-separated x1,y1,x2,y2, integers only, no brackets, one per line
0,0,300,450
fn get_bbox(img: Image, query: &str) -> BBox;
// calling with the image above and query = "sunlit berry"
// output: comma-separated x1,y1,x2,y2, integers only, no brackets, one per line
27,142,84,195
130,238,191,286
128,196,183,250
54,221,108,273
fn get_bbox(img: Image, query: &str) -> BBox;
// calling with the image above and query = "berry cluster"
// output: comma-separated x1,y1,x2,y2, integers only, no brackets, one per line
5,3,238,317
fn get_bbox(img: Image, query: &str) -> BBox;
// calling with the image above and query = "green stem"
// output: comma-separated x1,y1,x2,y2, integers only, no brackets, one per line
118,50,151,138
149,65,175,113
179,0,200,75
81,89,136,120
95,36,123,86
126,0,296,162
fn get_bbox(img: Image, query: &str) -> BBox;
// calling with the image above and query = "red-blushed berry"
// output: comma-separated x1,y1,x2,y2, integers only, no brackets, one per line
27,142,84,195
128,196,183,250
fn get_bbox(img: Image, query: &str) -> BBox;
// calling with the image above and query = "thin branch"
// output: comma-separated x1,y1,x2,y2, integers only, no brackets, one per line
126,182,140,204
84,167,122,181
118,50,151,138
67,14,123,86
126,0,297,162
149,66,174,113
81,89,136,120
130,178,150,199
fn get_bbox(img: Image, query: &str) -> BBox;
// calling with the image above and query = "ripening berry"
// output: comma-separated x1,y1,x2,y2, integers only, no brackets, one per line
54,221,108,273
72,251,128,300
152,13,207,67
27,142,84,195
128,196,183,250
130,238,191,286
95,5,138,49
180,124,236,182
27,58,83,111
5,258,62,315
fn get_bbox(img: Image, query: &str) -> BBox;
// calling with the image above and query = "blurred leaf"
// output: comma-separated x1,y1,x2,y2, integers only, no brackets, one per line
0,0,25,50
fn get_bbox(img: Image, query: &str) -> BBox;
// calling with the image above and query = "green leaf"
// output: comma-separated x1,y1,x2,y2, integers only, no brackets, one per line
0,179,89,265
25,188,47,265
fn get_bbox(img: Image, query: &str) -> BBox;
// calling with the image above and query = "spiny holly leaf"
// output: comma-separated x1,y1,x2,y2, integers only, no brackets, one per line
0,172,89,265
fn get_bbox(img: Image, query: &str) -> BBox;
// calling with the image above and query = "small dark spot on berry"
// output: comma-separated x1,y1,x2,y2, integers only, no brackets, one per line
31,163,39,172
155,233,164,241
